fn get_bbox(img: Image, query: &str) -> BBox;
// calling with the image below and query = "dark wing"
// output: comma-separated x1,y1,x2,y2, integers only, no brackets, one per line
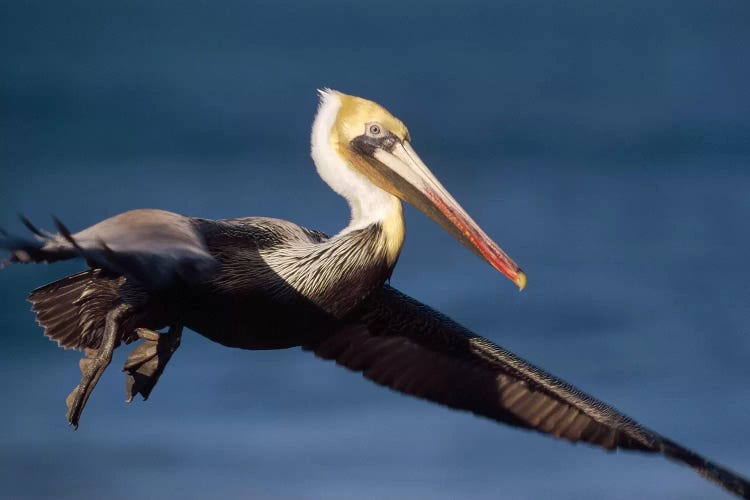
1,209,218,290
307,285,749,499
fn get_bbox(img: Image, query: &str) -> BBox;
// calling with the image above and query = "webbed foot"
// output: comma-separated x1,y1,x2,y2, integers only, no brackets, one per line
65,303,129,428
123,323,182,402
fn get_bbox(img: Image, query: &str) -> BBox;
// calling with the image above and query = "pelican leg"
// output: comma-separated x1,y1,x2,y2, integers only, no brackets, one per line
122,322,183,403
65,302,130,429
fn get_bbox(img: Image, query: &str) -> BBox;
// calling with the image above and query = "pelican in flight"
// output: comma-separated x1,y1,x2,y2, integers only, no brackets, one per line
1,90,748,497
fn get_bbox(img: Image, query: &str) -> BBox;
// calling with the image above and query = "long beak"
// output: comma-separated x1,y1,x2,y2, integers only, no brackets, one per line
350,139,526,290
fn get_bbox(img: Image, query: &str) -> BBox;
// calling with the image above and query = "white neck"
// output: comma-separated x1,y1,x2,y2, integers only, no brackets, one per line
310,90,399,234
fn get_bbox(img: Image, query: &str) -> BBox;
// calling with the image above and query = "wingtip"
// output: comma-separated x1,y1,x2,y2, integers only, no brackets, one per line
51,215,69,235
52,216,81,249
18,213,46,238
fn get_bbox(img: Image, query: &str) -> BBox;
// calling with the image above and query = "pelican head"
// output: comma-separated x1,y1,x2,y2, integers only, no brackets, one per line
311,89,526,290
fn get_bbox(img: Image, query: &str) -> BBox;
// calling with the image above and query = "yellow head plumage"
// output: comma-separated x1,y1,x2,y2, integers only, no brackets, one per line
325,90,410,156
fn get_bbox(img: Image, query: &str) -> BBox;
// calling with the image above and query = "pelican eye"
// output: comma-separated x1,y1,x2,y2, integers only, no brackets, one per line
366,122,384,137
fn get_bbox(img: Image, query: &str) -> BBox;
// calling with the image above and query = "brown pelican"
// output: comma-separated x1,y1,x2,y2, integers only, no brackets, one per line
1,90,748,498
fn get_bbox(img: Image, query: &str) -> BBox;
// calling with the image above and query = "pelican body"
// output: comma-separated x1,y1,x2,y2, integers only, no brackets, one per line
1,90,748,498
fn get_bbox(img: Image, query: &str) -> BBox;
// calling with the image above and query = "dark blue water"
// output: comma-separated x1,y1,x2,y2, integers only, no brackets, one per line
2,2,749,498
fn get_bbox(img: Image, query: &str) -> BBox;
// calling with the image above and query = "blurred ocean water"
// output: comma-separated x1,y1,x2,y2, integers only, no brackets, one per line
1,1,749,499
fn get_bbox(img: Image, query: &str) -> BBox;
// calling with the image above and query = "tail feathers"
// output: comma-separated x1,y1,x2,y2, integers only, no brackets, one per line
29,270,125,351
1,219,75,266
657,437,750,498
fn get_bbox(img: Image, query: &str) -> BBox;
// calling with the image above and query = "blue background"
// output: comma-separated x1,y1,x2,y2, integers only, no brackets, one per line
1,1,749,498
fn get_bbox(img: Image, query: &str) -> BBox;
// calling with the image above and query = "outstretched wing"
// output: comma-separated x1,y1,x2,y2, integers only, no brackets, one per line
1,209,218,290
307,285,749,498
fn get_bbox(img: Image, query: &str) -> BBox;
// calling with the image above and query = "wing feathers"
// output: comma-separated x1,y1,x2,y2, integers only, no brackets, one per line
308,285,750,498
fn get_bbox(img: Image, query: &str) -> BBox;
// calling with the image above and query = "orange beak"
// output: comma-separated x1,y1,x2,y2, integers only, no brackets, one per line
352,138,526,290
